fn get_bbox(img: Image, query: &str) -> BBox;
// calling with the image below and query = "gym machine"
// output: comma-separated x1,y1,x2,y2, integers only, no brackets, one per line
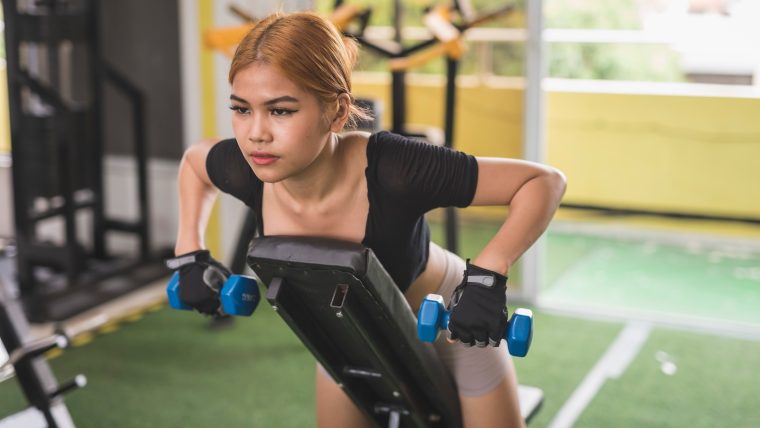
1,245,84,428
2,0,172,321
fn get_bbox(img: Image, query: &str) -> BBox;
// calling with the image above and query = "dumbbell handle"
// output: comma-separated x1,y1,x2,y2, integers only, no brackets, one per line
437,307,533,333
166,272,259,316
418,294,533,357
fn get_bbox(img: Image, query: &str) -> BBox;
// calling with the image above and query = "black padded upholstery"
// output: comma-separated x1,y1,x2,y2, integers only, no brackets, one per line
248,236,462,428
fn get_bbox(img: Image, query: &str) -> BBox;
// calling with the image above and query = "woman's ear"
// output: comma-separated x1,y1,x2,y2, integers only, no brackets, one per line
329,93,351,132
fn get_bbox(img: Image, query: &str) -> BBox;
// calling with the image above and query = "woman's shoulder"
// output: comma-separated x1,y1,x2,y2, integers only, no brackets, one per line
337,130,371,161
339,130,418,163
339,130,372,144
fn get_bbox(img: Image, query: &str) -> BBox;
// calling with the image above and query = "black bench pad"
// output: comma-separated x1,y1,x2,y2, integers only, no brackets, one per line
248,236,462,427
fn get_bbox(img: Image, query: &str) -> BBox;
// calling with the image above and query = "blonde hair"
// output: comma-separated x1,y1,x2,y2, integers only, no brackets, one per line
229,11,371,129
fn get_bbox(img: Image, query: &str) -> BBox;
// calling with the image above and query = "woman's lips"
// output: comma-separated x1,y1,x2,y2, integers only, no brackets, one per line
250,153,279,166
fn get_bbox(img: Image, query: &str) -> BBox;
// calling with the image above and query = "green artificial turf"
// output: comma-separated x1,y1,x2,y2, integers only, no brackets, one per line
430,217,760,326
1,305,623,427
542,231,760,326
1,300,316,427
3,295,760,427
575,328,760,428
4,218,760,427
511,312,623,428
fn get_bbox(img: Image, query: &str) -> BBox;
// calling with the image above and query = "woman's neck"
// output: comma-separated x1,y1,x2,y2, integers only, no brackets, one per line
277,132,343,204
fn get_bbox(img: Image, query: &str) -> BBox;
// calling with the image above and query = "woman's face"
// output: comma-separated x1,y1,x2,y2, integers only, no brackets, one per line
229,62,334,183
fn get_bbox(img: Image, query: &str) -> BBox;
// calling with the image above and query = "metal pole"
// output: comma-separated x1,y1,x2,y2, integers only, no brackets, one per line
444,57,459,254
88,0,107,259
391,0,406,134
520,0,545,305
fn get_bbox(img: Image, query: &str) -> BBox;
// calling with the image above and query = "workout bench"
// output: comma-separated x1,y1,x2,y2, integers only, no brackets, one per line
247,236,543,427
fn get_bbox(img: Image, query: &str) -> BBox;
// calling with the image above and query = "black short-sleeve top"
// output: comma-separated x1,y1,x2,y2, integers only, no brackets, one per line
206,131,479,292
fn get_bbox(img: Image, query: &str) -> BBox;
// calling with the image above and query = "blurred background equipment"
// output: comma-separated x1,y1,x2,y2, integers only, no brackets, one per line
1,0,176,322
1,245,84,427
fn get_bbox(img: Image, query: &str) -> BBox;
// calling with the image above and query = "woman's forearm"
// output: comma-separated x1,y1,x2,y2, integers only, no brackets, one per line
175,147,218,255
473,169,566,275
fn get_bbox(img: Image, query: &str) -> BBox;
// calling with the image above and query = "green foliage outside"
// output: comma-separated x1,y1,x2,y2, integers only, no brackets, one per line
550,42,683,82
545,0,684,82
546,0,642,29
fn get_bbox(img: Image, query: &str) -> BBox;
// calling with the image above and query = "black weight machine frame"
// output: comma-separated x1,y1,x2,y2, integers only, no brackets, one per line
1,246,84,428
2,0,172,322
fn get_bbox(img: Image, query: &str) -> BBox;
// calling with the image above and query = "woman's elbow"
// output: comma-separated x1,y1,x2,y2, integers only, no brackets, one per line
545,167,567,203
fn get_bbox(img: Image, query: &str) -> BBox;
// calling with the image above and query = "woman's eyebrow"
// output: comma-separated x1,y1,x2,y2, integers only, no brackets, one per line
263,95,299,105
229,94,299,105
229,94,249,104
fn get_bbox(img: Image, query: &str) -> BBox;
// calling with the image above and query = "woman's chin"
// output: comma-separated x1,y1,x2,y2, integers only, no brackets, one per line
251,167,287,183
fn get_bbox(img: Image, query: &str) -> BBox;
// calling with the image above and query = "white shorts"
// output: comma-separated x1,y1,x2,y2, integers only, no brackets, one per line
430,249,511,397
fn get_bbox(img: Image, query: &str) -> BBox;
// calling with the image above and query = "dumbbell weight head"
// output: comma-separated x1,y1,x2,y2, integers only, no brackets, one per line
506,308,533,357
220,275,260,316
417,294,449,343
166,272,192,310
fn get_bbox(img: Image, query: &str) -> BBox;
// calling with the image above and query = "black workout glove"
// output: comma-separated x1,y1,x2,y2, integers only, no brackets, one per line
165,250,232,315
447,260,509,348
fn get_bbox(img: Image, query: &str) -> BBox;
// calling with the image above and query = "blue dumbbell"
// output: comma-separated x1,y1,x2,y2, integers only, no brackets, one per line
417,294,533,357
166,272,260,316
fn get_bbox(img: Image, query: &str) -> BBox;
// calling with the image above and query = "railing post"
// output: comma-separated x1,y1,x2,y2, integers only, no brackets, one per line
520,0,546,306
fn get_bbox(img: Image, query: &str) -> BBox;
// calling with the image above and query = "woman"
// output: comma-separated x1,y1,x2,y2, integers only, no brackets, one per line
170,11,566,428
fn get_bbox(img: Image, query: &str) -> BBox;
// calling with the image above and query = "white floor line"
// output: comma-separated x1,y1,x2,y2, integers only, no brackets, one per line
547,322,652,428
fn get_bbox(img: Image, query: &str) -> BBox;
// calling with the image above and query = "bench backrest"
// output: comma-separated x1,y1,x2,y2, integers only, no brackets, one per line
248,236,462,427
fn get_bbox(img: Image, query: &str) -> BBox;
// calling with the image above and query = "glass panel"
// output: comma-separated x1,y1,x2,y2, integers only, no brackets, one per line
548,42,685,82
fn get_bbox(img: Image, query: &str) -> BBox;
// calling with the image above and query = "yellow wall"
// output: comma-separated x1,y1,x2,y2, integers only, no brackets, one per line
354,78,524,159
548,91,760,218
198,0,222,256
0,66,9,154
354,77,760,219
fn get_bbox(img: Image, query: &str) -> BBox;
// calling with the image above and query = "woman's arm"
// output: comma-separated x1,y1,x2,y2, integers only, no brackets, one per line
174,139,220,255
470,158,567,275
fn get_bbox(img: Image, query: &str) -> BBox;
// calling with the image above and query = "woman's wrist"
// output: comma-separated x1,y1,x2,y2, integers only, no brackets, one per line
471,255,511,277
174,239,203,256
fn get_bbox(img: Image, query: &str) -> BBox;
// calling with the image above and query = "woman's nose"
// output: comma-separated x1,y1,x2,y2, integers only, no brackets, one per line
248,113,271,143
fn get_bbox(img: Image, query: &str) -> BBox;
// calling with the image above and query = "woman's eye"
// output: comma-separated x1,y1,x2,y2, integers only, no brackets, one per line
228,105,250,115
271,108,295,116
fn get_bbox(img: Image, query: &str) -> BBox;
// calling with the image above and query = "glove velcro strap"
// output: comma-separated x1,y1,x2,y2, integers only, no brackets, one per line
467,274,496,287
165,250,210,270
464,260,508,288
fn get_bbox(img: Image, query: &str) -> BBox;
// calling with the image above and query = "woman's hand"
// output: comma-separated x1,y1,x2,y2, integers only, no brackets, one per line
446,261,509,348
